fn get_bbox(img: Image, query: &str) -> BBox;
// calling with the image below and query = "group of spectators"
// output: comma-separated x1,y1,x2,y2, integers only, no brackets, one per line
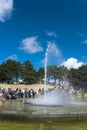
0,85,87,101
57,85,87,99
0,86,57,101
0,87,36,101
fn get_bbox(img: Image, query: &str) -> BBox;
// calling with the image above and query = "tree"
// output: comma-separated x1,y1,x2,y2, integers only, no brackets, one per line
69,65,87,88
47,65,58,80
69,68,80,85
37,67,44,82
6,59,22,83
0,62,9,83
0,59,22,83
21,60,38,84
78,65,87,87
47,65,69,83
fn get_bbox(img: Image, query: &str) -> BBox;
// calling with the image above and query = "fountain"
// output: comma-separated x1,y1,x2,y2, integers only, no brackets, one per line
26,42,65,106
0,42,87,122
26,42,86,106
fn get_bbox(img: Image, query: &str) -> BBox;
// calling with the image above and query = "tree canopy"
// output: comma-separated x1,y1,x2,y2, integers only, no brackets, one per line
0,59,38,84
0,59,87,89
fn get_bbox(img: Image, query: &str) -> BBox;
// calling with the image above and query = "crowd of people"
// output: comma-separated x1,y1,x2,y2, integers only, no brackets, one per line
58,85,87,99
0,87,36,101
0,85,87,101
0,86,55,101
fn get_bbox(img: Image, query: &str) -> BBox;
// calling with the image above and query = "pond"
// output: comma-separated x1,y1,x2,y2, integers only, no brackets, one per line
0,99,87,130
0,100,87,121
0,120,87,130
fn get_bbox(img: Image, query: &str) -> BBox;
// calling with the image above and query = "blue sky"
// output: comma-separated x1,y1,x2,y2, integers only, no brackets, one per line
0,0,87,70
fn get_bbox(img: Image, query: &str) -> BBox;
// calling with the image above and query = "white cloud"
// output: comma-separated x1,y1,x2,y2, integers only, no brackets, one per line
19,36,43,53
7,55,18,60
0,0,13,22
46,31,57,37
82,39,87,44
61,57,84,70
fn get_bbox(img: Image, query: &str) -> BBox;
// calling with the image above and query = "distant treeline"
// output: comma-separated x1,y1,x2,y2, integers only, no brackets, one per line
0,59,87,88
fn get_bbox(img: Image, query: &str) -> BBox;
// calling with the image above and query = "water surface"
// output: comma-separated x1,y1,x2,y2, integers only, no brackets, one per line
0,120,87,130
